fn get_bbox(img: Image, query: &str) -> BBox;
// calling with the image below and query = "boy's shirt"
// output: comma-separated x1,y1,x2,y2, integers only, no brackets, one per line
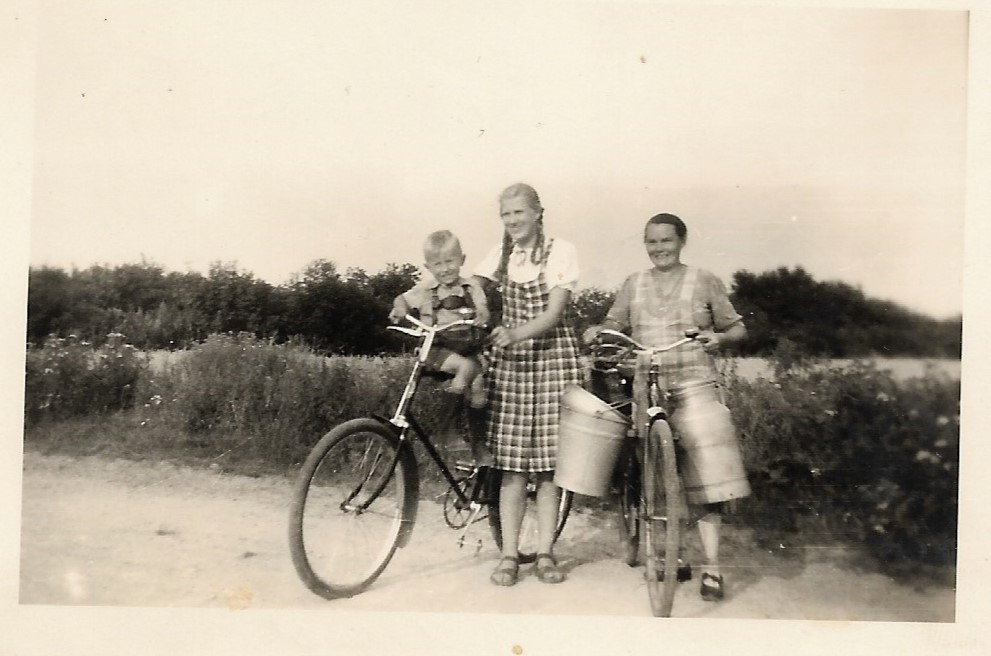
401,276,490,328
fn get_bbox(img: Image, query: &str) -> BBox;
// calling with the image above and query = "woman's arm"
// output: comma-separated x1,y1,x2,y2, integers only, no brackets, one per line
698,321,747,354
489,286,571,347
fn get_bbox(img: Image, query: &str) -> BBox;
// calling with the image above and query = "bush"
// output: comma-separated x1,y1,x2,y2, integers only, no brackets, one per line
140,333,459,465
725,357,959,575
24,333,147,425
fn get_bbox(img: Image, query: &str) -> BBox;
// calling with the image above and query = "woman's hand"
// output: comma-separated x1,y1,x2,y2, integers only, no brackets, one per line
489,326,519,348
696,330,722,354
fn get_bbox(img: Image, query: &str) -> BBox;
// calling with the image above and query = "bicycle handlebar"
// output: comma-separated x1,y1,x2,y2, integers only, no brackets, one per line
593,328,699,355
386,314,476,338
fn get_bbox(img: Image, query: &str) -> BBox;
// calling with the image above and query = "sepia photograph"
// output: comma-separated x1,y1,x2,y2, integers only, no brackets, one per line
3,0,990,654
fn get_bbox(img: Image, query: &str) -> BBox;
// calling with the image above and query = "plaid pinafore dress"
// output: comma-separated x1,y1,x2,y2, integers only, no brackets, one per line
486,240,583,473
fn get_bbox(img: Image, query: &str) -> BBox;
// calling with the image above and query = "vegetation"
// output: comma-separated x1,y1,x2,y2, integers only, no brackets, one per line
26,260,961,358
724,346,959,577
24,333,960,581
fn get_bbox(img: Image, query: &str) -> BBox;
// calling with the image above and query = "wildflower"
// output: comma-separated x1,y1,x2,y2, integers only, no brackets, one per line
873,524,885,533
824,409,837,417
876,392,890,402
936,416,950,426
914,450,940,464
934,438,949,448
907,408,919,418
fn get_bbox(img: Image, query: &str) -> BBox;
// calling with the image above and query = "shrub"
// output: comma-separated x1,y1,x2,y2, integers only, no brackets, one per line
141,333,460,466
725,357,959,575
24,333,147,425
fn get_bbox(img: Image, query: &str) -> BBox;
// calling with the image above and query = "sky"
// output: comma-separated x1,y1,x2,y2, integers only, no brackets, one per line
26,1,970,318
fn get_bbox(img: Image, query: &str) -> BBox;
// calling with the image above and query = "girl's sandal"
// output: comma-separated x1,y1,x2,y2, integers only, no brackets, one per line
490,556,520,587
534,553,565,584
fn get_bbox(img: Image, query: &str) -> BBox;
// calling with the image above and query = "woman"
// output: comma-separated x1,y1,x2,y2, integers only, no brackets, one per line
474,183,583,586
585,213,750,601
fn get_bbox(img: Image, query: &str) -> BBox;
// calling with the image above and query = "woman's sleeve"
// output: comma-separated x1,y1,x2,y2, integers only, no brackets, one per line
702,270,743,331
473,244,502,281
545,240,580,292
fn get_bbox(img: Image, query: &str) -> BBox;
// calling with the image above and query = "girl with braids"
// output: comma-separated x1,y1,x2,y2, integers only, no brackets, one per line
473,183,583,586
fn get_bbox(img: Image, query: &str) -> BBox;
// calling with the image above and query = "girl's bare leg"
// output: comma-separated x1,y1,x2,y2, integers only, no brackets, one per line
534,472,561,555
498,471,528,557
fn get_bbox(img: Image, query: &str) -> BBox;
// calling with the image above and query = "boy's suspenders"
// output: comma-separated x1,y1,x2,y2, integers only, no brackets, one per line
429,283,475,325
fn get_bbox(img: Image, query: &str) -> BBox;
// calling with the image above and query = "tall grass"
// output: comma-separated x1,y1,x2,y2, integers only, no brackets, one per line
24,332,960,577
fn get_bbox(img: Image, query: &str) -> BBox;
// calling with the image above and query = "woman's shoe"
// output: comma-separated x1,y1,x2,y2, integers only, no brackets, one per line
490,556,520,586
534,553,566,584
644,559,692,582
700,572,724,601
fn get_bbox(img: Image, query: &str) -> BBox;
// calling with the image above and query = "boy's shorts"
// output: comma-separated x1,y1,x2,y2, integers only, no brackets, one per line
424,345,469,371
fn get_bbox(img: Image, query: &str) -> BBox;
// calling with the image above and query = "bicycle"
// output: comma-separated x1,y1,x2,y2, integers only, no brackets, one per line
288,314,573,600
588,328,700,618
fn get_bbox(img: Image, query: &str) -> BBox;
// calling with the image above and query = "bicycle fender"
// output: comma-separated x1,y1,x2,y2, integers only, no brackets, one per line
396,438,420,548
363,414,420,548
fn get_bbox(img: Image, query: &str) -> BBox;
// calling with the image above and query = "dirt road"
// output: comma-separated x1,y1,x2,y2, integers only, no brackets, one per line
19,450,953,621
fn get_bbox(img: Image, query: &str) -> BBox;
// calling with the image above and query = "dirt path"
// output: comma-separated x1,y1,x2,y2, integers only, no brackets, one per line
19,450,953,621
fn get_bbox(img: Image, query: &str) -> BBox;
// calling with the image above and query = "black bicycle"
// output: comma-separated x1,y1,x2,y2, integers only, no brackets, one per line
288,315,573,600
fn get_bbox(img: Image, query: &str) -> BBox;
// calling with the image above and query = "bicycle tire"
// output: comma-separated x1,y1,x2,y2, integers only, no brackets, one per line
288,418,417,599
488,474,573,565
643,419,684,618
616,441,641,567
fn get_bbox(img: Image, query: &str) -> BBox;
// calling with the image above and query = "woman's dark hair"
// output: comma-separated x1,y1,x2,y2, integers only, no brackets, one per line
495,183,546,283
644,213,687,241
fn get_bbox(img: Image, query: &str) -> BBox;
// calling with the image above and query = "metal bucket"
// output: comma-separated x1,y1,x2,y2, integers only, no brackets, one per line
554,385,630,497
668,381,751,505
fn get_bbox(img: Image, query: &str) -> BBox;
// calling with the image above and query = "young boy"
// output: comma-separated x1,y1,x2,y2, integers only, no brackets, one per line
389,230,493,466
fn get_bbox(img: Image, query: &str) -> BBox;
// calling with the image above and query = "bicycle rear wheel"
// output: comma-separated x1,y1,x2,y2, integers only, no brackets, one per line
643,419,684,617
288,418,415,599
488,474,573,564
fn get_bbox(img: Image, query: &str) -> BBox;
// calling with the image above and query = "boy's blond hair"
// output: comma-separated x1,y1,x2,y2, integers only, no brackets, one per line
423,230,462,258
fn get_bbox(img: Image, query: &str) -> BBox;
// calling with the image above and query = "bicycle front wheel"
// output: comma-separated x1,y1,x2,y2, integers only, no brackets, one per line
643,419,684,618
616,441,641,567
488,474,573,564
288,418,414,599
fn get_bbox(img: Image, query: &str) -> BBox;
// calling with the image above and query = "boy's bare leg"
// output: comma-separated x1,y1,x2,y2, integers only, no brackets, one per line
439,353,478,395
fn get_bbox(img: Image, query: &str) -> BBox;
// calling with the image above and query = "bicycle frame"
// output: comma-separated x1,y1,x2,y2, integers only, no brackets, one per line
384,315,489,511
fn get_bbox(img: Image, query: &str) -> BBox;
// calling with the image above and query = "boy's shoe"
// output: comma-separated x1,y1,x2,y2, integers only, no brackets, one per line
700,572,725,601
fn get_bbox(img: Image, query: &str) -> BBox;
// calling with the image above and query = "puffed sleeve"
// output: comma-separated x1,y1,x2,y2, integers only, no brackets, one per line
473,243,503,281
544,239,580,292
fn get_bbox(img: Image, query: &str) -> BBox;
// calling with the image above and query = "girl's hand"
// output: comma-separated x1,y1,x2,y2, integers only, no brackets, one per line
582,325,603,345
489,326,518,348
696,330,721,354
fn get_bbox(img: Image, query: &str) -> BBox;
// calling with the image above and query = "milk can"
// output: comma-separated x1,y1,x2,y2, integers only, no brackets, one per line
667,381,751,505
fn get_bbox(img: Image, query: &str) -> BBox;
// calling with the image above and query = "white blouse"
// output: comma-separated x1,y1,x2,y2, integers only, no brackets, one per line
474,237,579,293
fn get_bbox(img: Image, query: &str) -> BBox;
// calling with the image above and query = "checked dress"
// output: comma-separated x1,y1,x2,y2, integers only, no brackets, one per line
484,239,583,473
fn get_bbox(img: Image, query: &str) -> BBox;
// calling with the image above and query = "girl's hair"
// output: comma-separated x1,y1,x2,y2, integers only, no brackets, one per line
495,183,546,282
423,230,461,258
644,213,688,241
